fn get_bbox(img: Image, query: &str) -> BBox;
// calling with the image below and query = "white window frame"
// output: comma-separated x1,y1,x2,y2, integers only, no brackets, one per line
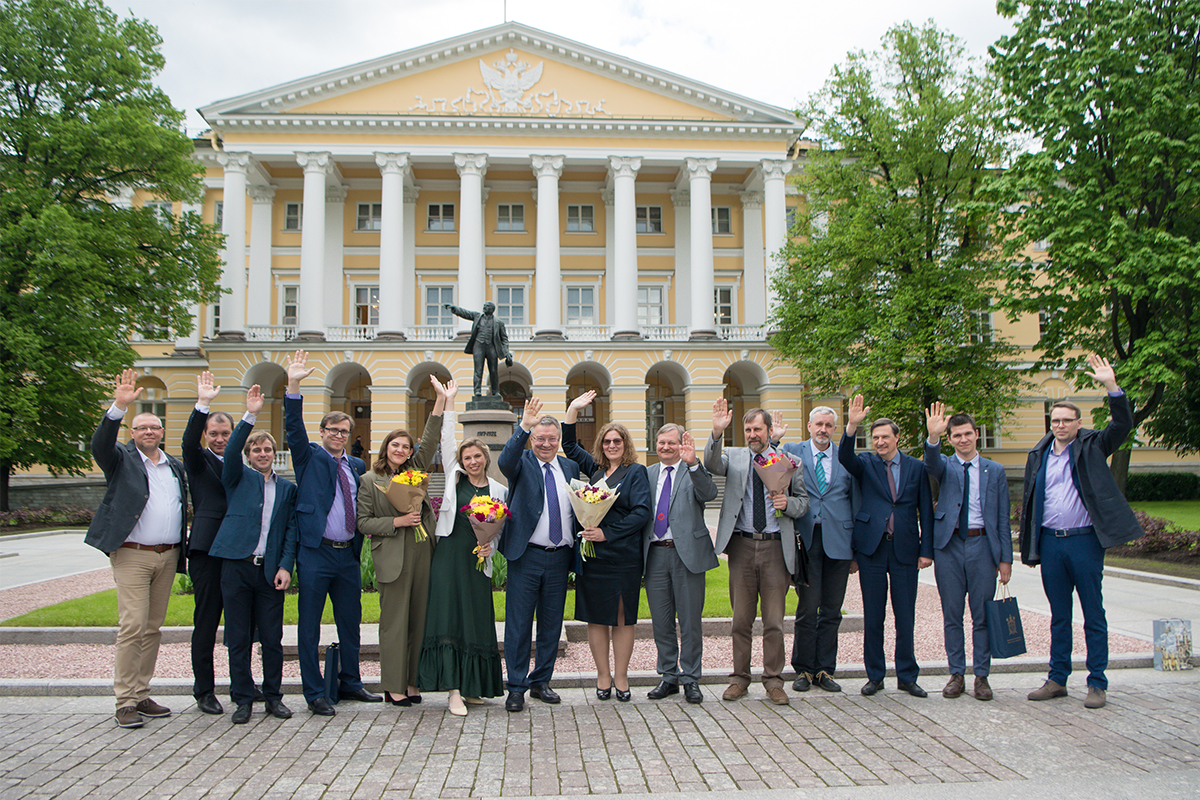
423,284,456,325
494,285,527,325
564,283,599,326
978,419,1000,450
714,285,736,325
968,301,994,344
567,204,595,232
496,203,525,232
711,206,731,235
427,203,455,232
637,284,666,326
356,202,382,231
284,202,302,231
636,205,662,234
353,285,380,326
214,201,224,229
281,285,299,326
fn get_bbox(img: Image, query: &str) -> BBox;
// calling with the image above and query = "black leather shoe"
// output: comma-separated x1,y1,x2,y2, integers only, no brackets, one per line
596,685,612,701
196,692,224,715
505,691,524,712
647,681,679,700
861,679,884,696
814,672,842,692
253,686,266,703
529,684,560,704
897,681,928,698
339,688,382,703
615,687,631,702
231,704,252,724
308,698,337,716
683,683,704,704
265,699,292,719
792,673,812,692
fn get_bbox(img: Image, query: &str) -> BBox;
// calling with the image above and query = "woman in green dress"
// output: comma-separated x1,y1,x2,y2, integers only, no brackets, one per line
418,380,506,715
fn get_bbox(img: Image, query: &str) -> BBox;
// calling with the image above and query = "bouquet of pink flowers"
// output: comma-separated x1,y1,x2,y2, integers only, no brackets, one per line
459,495,509,571
752,451,798,517
566,478,620,559
381,470,430,541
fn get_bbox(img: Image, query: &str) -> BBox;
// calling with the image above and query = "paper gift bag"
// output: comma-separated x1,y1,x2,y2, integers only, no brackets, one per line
985,584,1027,658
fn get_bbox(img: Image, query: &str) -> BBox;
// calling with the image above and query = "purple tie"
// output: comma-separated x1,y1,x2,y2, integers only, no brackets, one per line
885,458,897,536
544,463,563,545
337,459,356,537
654,466,674,538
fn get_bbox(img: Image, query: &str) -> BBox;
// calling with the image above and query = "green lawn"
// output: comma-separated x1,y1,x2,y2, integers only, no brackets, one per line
1130,501,1200,531
2,561,735,627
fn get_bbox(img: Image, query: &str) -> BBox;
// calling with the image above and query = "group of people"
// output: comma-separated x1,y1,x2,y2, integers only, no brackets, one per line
84,349,1141,728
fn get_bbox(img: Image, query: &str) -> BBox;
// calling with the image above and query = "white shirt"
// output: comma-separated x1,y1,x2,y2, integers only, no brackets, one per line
107,404,182,546
954,454,985,529
528,457,575,548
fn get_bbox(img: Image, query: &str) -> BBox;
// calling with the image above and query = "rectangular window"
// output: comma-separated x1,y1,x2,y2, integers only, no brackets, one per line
647,399,665,449
567,204,594,232
714,287,734,325
355,286,379,325
978,420,999,449
566,286,595,325
785,207,799,231
214,201,223,228
285,202,302,231
496,286,525,325
428,203,455,231
638,286,664,326
211,302,220,337
282,286,298,326
968,302,993,344
711,206,731,235
356,203,382,231
1038,306,1056,337
636,206,662,234
137,401,166,423
425,286,455,324
145,200,173,218
497,203,525,231
1044,400,1053,434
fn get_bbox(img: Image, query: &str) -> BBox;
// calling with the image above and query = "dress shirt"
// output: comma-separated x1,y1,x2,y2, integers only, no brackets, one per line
255,471,277,558
1042,443,1092,529
653,461,700,541
811,442,832,523
955,454,984,529
193,402,226,462
735,447,782,534
324,453,357,542
105,405,182,547
528,457,574,548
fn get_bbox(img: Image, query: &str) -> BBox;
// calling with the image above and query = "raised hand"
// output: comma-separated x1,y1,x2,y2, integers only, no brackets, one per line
565,390,596,424
245,384,264,415
680,431,697,465
521,396,544,430
770,409,788,442
1084,354,1119,392
444,379,459,401
925,401,948,442
712,397,734,438
197,371,220,405
113,368,143,412
846,394,871,428
286,350,315,391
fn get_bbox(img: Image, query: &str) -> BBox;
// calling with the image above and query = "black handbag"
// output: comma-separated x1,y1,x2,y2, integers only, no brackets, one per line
323,642,340,704
791,528,810,588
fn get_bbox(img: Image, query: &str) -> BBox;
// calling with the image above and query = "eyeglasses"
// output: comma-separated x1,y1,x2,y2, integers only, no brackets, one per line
133,425,163,432
532,437,559,445
1049,418,1079,427
602,439,624,446
322,428,351,438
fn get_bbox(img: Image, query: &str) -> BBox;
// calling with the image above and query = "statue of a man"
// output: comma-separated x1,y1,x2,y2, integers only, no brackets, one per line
444,301,513,397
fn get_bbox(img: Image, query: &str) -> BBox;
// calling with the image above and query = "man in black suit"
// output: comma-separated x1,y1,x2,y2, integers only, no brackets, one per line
444,301,513,397
839,395,934,698
85,368,188,729
180,371,234,715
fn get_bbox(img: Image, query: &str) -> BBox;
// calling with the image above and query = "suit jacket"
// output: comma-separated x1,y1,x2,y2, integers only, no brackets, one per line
781,440,858,560
703,436,809,574
924,443,1012,567
356,414,442,584
284,395,367,558
642,460,719,574
497,426,581,562
837,432,933,564
1019,392,1142,565
84,412,188,572
448,305,511,359
562,423,652,569
181,407,228,554
209,420,299,586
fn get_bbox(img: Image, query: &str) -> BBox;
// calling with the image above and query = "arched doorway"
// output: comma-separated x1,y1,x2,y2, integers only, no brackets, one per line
327,363,373,456
644,361,691,464
565,362,612,455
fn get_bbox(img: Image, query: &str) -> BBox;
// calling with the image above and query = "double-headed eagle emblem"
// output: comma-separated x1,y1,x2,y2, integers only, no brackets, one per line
479,49,544,113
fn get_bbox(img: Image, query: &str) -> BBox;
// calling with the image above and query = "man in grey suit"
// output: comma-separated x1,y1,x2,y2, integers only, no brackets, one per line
772,407,859,693
924,403,1012,701
705,400,808,705
644,424,719,704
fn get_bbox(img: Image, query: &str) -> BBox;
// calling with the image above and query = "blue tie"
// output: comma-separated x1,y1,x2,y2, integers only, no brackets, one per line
544,463,563,545
959,461,970,539
815,451,828,495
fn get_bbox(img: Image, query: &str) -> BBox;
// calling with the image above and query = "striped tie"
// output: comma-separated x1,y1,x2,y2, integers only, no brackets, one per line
815,450,828,495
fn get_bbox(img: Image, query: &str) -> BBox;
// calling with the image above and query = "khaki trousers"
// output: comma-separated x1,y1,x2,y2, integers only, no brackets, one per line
110,546,177,709
726,534,790,689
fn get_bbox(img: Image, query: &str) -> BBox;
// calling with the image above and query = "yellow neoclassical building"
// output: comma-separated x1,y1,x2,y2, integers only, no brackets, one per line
103,21,1190,477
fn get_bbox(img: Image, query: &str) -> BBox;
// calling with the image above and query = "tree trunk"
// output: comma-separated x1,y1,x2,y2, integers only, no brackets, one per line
1109,447,1131,497
1,459,9,513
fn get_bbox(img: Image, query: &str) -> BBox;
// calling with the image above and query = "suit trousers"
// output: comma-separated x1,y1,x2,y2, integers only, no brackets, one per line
726,534,790,689
645,543,706,685
504,545,572,692
472,348,500,396
187,549,224,698
858,536,919,684
1040,530,1108,689
220,558,285,705
110,545,178,709
935,533,998,677
790,525,853,677
377,540,432,695
297,542,364,702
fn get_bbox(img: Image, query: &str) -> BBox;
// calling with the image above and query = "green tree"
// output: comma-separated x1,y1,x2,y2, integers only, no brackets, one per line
771,21,1025,448
0,0,223,510
990,0,1200,483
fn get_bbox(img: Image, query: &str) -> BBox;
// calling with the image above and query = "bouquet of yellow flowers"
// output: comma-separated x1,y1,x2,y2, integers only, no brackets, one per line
566,478,620,560
459,495,509,571
751,451,797,518
381,470,431,541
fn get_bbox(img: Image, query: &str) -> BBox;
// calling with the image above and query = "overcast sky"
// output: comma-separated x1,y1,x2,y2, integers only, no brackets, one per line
107,0,1015,136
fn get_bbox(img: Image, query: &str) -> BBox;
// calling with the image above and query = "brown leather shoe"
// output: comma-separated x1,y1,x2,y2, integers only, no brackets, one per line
973,676,993,701
1084,687,1106,709
135,698,171,718
942,674,965,699
722,683,747,701
1027,679,1068,701
766,686,790,705
114,706,143,728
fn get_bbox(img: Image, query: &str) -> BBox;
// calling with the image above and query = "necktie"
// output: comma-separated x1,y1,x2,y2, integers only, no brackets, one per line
752,469,767,533
654,466,674,538
885,458,897,536
959,461,971,539
815,450,828,495
336,459,356,537
544,463,563,545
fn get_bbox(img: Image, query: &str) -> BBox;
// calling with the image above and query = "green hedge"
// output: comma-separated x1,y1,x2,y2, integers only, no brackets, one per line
1126,472,1200,502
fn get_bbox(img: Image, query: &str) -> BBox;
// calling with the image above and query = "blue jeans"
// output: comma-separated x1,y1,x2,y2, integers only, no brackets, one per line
1039,530,1107,689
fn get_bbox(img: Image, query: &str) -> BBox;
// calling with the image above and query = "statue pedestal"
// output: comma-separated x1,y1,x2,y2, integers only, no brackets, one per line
459,399,517,486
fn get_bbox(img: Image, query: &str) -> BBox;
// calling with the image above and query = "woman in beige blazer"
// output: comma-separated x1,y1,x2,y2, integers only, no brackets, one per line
357,377,447,705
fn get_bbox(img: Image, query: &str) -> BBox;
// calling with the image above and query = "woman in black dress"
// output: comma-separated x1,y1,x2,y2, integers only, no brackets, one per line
562,390,651,701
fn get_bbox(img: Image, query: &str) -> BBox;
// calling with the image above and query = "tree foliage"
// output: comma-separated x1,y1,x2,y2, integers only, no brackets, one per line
991,0,1200,463
770,21,1025,448
0,0,223,509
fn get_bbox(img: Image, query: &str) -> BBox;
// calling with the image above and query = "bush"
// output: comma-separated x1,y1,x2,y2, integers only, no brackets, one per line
1125,472,1200,501
360,541,376,590
0,506,93,528
173,572,194,594
1122,511,1200,555
490,552,507,590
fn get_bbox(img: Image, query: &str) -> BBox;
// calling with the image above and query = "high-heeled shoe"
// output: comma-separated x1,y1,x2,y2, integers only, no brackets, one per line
448,694,467,717
615,686,631,702
385,692,412,707
463,696,484,705
596,683,612,701
406,694,422,705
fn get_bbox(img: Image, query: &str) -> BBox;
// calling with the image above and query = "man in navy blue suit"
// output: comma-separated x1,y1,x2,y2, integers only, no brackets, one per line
210,384,299,723
497,396,581,712
839,394,934,698
285,350,380,715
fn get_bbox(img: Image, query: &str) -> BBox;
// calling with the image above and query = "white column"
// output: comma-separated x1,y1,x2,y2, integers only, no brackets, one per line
174,201,204,353
762,159,793,317
216,152,250,339
601,188,615,327
375,153,408,340
670,189,691,330
687,157,719,340
609,156,642,340
531,155,565,340
740,191,766,326
295,151,330,340
324,184,347,331
402,186,419,330
454,153,487,335
246,185,275,326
